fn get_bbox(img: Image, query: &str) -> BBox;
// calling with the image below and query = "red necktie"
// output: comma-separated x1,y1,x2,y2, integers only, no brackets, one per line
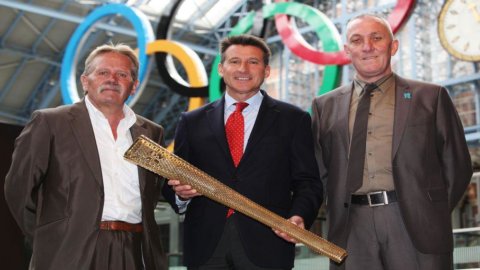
225,102,249,167
225,102,248,218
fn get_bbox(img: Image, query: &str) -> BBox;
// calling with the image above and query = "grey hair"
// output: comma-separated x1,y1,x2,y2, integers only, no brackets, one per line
82,43,139,81
346,13,394,39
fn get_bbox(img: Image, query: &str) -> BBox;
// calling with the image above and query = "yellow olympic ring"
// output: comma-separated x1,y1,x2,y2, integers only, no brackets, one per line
146,40,207,111
144,40,210,150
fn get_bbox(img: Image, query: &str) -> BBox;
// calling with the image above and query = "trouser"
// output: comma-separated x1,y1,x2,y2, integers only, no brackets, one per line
331,202,453,270
90,229,144,270
189,216,289,270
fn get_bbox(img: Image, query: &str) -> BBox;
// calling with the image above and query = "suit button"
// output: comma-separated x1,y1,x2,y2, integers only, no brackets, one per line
344,203,349,208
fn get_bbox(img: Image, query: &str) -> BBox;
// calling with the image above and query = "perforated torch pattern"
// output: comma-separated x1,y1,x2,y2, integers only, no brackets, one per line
124,135,347,263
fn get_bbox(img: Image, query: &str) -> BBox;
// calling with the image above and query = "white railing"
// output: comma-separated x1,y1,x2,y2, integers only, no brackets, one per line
453,226,480,269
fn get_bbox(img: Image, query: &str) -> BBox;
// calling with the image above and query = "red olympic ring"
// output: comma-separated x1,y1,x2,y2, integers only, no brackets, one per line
274,0,415,65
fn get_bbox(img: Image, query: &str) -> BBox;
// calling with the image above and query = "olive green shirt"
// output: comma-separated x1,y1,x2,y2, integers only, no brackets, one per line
349,73,396,194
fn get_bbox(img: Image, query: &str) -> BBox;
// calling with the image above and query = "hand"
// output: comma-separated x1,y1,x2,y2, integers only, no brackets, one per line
167,179,202,200
467,1,480,22
273,215,305,243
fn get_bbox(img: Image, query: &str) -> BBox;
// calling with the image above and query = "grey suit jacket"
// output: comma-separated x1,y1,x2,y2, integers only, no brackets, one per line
312,74,472,255
5,100,167,270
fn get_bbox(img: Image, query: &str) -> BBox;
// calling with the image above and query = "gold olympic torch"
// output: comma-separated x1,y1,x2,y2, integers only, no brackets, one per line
124,135,347,263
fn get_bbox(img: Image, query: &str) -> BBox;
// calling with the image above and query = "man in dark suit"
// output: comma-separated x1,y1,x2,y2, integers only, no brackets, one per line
312,14,472,270
5,44,167,270
162,34,323,270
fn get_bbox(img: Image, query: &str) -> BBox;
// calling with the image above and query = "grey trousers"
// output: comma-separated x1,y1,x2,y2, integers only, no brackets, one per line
331,202,453,270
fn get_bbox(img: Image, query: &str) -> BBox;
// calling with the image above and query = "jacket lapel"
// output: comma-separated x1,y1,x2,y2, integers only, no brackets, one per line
392,75,412,159
241,90,279,164
130,117,149,193
337,84,354,156
68,100,103,188
206,98,235,168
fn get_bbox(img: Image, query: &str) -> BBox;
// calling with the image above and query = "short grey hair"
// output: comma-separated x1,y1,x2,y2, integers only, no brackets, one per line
346,13,394,40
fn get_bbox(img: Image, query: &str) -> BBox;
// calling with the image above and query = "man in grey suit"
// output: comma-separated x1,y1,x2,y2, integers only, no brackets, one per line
312,14,472,270
5,44,167,270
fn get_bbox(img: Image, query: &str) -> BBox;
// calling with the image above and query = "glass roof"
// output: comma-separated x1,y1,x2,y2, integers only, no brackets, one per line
135,0,245,30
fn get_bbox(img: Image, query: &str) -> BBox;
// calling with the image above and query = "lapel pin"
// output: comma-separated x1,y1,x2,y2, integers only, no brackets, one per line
403,92,412,99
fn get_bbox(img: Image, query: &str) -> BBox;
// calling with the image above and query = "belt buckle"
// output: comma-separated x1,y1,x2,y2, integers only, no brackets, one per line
367,191,388,207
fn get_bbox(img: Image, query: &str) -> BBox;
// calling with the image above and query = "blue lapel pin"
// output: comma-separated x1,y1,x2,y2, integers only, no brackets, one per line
403,92,412,99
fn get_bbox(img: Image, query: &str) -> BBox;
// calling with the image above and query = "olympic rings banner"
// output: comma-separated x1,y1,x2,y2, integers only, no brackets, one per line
60,1,415,111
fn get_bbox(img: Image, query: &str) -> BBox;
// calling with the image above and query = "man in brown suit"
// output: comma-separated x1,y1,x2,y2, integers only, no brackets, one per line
5,44,167,270
312,14,472,270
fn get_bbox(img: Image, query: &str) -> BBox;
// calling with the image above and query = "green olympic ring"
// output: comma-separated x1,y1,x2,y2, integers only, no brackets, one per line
208,2,342,101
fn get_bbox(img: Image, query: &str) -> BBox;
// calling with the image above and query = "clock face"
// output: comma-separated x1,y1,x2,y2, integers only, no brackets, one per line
438,0,480,61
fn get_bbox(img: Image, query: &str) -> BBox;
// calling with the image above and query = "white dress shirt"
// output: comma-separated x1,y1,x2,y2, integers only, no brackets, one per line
175,90,264,213
85,96,142,223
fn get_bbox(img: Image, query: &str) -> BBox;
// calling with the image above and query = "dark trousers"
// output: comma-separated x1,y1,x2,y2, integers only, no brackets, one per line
332,202,453,270
90,230,144,270
189,216,289,270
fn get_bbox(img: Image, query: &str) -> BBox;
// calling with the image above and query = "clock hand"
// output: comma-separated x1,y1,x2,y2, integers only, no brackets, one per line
467,2,480,22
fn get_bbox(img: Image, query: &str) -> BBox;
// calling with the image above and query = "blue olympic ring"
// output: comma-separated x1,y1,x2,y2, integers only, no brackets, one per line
60,4,155,105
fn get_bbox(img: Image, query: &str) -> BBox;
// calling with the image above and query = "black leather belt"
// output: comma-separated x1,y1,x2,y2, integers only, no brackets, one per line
351,190,397,207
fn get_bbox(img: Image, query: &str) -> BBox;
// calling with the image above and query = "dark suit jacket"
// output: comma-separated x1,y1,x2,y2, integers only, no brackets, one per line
312,74,472,257
162,90,323,268
4,100,167,270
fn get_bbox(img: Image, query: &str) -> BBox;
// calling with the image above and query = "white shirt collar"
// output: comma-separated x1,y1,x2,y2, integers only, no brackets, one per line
85,95,137,128
224,90,263,112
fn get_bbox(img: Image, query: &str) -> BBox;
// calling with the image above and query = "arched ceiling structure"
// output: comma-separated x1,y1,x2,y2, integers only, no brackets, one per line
0,0,257,141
